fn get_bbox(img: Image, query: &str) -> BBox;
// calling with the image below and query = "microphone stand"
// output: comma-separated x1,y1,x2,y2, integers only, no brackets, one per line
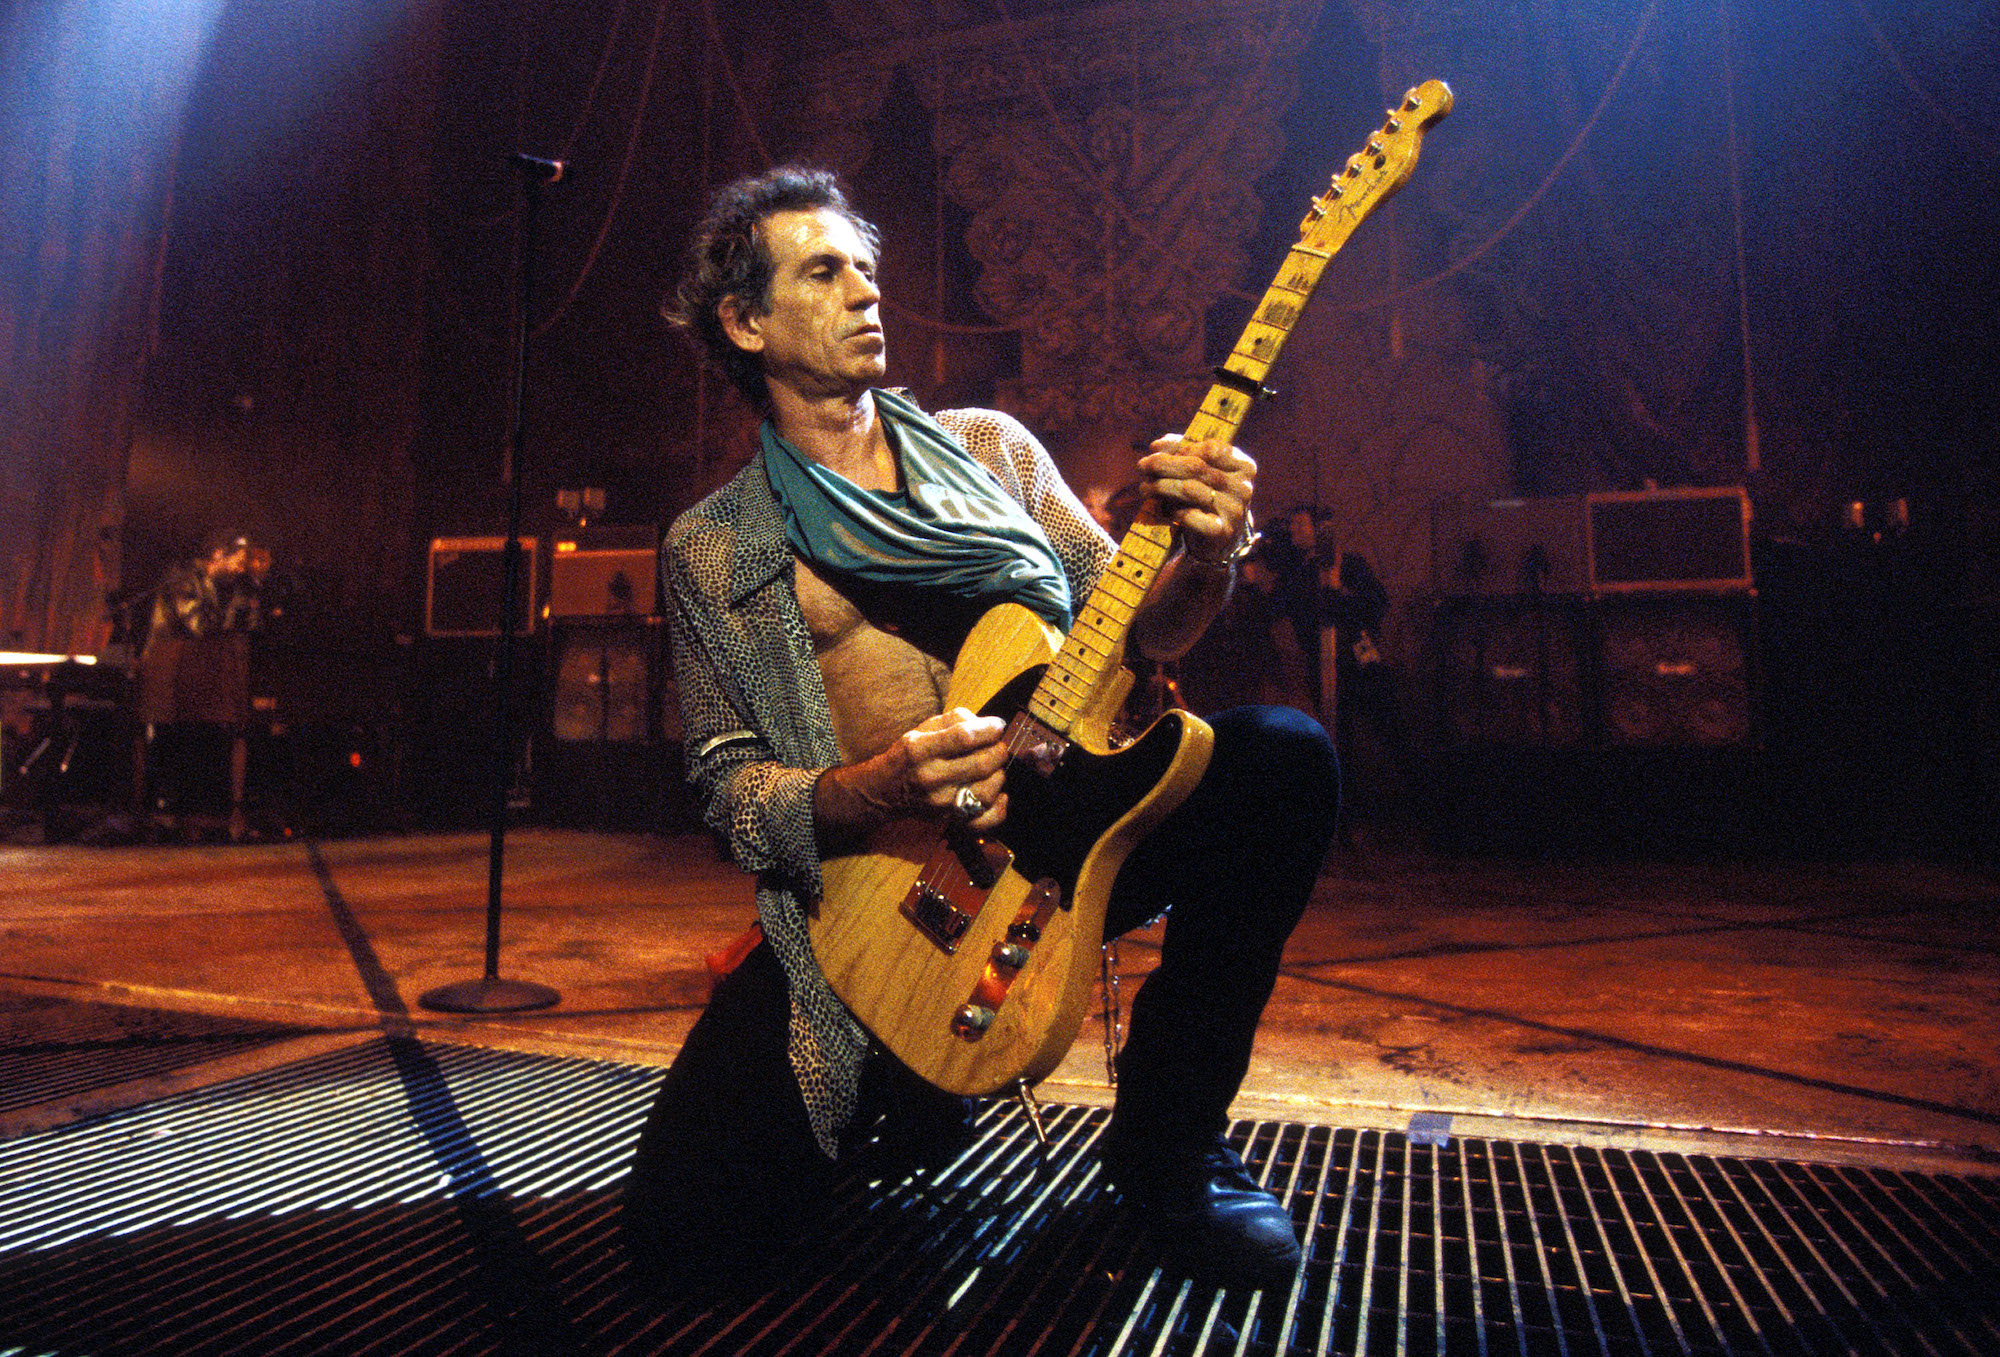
421,153,566,1015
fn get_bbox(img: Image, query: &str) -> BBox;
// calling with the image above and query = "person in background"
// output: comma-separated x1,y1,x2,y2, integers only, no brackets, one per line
138,530,269,825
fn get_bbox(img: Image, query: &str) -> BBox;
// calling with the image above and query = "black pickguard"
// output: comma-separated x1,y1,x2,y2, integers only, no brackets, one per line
977,665,1189,901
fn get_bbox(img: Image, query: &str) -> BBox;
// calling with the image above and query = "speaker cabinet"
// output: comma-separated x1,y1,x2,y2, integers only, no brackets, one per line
1437,596,1589,746
538,619,695,831
550,621,661,744
1597,596,1754,746
400,634,544,829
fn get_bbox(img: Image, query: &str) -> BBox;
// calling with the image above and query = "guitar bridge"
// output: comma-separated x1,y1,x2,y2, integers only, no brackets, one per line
906,882,972,951
901,828,1014,954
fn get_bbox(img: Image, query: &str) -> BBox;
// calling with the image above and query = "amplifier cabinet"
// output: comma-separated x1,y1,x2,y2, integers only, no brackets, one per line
426,537,537,637
1433,496,1588,596
550,546,657,618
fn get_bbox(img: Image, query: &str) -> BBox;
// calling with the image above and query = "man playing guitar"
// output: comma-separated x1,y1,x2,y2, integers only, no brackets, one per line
622,166,1339,1294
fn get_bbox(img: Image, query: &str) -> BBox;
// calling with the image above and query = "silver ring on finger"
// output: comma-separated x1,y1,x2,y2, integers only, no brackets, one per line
953,785,988,820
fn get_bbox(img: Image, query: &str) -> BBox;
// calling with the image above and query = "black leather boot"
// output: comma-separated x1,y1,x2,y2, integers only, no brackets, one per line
1099,1133,1302,1291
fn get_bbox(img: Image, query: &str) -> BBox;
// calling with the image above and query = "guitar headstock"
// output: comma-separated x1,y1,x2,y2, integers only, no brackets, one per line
1298,79,1454,249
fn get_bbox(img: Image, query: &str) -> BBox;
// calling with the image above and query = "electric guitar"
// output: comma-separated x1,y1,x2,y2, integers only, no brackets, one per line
811,80,1454,1096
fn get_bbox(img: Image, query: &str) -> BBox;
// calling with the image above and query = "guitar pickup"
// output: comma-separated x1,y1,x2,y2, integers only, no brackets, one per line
902,828,1015,953
901,827,1022,955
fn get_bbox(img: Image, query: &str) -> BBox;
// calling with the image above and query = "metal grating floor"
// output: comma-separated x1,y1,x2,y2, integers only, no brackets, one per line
0,1038,1995,1355
0,994,321,1116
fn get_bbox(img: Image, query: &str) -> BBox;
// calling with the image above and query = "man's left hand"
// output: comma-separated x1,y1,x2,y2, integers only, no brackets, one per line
1138,435,1257,564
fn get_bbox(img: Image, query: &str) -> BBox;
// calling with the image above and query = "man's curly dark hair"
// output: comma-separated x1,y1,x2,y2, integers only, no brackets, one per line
666,166,881,409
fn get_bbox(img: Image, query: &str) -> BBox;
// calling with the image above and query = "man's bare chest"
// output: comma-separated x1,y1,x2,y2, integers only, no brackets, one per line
793,558,953,763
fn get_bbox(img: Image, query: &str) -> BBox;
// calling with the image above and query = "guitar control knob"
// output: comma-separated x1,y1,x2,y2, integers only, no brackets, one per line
994,942,1031,970
953,1003,996,1037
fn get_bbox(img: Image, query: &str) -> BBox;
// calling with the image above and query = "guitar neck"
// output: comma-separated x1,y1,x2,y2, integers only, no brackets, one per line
1021,244,1333,738
1024,518,1174,735
1021,79,1453,738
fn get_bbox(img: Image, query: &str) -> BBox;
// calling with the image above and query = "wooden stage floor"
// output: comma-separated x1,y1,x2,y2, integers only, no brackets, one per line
3,828,1996,1173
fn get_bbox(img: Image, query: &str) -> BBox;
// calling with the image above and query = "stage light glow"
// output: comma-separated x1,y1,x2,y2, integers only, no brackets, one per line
2,0,230,149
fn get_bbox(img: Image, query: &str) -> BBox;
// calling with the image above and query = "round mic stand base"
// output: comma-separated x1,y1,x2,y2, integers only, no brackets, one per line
419,976,561,1014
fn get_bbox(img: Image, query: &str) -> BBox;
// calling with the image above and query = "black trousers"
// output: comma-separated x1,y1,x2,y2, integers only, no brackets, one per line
622,704,1338,1281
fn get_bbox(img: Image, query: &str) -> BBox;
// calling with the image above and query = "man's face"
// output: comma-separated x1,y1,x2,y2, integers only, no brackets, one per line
724,207,886,400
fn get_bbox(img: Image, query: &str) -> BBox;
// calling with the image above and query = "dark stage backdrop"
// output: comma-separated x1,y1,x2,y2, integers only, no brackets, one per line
3,0,1994,845
2,0,438,685
1,1,202,657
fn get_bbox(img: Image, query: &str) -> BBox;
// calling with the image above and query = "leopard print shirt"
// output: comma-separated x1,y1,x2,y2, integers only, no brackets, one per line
662,402,1116,1157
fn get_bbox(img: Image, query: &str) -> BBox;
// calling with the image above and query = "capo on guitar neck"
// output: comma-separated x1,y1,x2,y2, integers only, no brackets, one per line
1210,365,1276,402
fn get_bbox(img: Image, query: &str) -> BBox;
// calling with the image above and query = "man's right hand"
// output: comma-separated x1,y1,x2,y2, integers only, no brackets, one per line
816,707,1009,838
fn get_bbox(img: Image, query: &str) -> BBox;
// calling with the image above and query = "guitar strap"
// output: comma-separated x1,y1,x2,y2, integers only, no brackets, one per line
760,388,1074,631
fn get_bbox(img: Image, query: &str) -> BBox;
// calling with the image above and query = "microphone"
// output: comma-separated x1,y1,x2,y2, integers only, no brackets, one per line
510,152,566,184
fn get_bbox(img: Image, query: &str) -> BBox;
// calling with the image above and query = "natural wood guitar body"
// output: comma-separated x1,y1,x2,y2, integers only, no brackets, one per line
812,603,1213,1095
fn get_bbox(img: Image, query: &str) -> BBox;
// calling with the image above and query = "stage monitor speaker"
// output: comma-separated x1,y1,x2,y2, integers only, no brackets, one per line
550,533,657,618
1587,488,1752,592
1433,496,1588,596
551,621,660,743
1436,596,1588,746
1598,595,1753,746
426,537,537,637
